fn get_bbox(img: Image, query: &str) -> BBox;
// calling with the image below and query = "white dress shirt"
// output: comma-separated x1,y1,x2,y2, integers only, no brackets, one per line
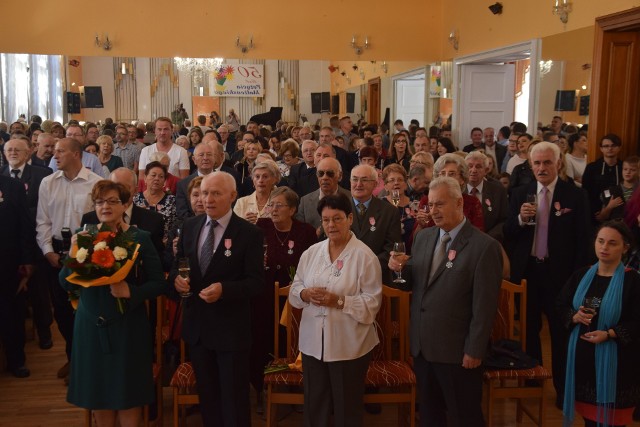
36,167,103,254
289,233,382,362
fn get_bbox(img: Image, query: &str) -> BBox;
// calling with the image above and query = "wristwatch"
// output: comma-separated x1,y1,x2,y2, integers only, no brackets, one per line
337,296,344,309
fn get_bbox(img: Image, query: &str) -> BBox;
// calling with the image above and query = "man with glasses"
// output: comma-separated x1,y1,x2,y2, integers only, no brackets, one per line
36,138,102,383
296,157,350,236
114,125,141,170
85,124,100,145
216,125,236,160
582,133,624,224
288,140,318,197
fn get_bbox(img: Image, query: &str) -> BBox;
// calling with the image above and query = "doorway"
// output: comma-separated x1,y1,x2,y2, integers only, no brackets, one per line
392,68,427,130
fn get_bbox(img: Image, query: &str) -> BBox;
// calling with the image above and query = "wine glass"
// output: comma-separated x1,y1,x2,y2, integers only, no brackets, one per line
393,242,407,284
583,296,601,332
263,238,270,270
526,194,537,225
178,257,192,298
391,190,401,207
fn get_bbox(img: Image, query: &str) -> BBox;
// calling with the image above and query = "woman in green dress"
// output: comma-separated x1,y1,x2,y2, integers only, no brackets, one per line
59,180,167,427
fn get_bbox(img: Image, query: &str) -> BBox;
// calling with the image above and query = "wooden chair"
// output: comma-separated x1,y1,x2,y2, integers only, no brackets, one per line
264,282,304,427
483,279,552,427
85,295,166,426
169,338,199,427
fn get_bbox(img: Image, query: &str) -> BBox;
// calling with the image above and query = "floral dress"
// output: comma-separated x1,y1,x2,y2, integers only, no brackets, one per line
133,192,176,242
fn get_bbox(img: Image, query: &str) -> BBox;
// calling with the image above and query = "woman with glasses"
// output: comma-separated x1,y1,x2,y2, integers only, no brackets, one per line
59,180,167,427
133,161,176,243
387,133,413,172
249,187,317,413
289,193,382,427
233,160,280,224
96,135,124,175
382,164,416,251
276,139,301,178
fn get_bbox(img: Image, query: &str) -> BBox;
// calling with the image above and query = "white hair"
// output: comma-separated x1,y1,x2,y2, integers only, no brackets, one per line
429,176,462,200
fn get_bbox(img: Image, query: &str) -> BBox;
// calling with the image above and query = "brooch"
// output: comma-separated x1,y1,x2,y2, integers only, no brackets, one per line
334,259,344,277
369,217,376,231
287,240,294,255
446,249,456,269
224,238,232,257
485,198,492,212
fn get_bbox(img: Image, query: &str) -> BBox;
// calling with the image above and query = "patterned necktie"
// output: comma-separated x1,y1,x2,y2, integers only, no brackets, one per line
470,187,480,201
199,220,218,274
429,232,451,281
11,169,20,179
357,202,367,219
534,187,549,259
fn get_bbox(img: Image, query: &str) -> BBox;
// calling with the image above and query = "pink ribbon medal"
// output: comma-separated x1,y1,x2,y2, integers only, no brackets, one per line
287,240,294,255
446,250,456,268
485,198,492,212
369,216,376,231
554,201,561,216
334,259,344,277
224,239,232,257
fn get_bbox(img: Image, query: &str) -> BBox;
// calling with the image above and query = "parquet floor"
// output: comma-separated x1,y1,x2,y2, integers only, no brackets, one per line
0,320,638,427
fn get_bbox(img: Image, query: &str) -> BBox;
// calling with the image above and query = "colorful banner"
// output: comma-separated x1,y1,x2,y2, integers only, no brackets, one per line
429,66,442,97
212,64,264,97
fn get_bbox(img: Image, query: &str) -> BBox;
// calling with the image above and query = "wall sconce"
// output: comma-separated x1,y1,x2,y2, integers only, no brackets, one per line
351,35,370,56
448,30,459,51
381,61,388,74
553,0,572,24
360,71,365,81
346,75,351,84
236,36,254,54
95,34,112,51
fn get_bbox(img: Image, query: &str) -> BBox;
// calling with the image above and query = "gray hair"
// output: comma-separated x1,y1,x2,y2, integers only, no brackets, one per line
429,176,463,200
175,135,189,146
96,135,113,147
252,159,282,182
530,140,560,162
351,164,377,181
465,150,489,168
148,151,170,163
434,153,469,182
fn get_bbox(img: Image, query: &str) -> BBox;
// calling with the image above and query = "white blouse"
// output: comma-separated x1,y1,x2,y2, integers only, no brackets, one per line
289,233,382,362
233,191,272,220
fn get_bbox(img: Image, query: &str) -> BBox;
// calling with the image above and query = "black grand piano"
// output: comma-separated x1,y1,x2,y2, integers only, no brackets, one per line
249,107,283,129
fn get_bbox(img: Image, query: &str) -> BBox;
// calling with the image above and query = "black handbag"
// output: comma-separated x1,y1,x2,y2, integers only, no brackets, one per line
484,339,539,369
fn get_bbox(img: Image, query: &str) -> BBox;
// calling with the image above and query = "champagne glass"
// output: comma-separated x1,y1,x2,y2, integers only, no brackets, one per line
410,200,420,216
263,238,270,270
393,242,407,284
391,190,401,207
178,257,192,298
526,194,537,225
583,296,601,332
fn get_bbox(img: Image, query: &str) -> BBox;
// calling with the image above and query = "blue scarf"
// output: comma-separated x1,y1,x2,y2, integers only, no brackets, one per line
563,262,624,427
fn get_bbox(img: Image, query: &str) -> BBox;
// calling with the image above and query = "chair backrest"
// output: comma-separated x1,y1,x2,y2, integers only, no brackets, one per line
490,279,527,351
273,282,302,359
372,285,410,361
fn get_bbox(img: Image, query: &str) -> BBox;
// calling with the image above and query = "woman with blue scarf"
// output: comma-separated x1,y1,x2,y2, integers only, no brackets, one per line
557,221,640,427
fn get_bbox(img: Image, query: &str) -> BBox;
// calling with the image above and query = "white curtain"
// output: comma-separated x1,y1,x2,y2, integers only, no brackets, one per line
0,53,64,123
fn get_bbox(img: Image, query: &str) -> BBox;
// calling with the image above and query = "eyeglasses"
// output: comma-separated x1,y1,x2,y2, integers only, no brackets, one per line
317,170,337,178
395,139,408,143
95,198,122,206
601,144,618,149
350,177,375,183
195,153,215,158
266,203,289,210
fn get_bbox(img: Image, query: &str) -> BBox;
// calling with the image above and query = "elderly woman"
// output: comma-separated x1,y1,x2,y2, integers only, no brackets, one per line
289,193,382,427
383,164,417,251
387,133,413,172
134,161,176,242
372,133,388,170
233,160,281,224
414,153,484,235
276,139,300,178
250,187,317,412
175,135,196,173
59,180,166,427
96,135,124,174
557,221,640,427
137,151,180,195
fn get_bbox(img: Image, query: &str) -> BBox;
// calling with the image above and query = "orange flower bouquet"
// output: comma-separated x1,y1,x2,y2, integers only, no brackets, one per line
64,226,140,314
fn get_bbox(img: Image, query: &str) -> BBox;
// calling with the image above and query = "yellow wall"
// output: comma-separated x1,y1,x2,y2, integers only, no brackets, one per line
329,61,429,93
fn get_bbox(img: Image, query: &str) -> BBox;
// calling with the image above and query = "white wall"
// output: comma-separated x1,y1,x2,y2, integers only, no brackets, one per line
135,58,152,123
80,56,116,123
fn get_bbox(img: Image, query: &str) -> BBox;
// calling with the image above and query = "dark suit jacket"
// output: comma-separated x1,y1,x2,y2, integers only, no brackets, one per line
175,167,240,219
350,197,401,284
30,154,50,169
504,179,592,286
409,220,503,363
287,162,318,198
1,163,51,219
81,206,165,258
467,179,508,243
463,143,485,153
169,212,264,351
295,187,352,230
0,175,37,292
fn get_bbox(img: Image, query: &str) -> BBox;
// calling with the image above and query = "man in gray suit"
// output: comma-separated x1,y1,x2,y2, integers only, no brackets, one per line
296,157,350,237
465,151,508,243
390,177,503,427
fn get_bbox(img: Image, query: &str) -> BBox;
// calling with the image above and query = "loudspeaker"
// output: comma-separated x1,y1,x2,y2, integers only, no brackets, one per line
331,95,340,114
579,95,590,116
311,92,331,114
80,86,104,108
346,93,355,114
66,92,81,114
554,90,576,112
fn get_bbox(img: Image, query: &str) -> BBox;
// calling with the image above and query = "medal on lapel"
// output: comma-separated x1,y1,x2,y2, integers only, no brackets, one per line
287,240,294,255
369,217,376,231
334,259,344,277
446,250,456,268
224,239,232,257
485,198,492,212
554,201,561,216
0,190,4,203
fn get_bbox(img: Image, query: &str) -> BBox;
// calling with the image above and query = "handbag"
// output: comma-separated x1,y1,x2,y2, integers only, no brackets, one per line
484,339,539,369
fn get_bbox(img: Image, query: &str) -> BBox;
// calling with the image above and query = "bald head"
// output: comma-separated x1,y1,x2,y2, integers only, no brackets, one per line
109,167,138,202
193,142,215,173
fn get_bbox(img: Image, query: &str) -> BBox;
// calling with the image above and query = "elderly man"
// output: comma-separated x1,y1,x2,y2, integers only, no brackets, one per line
413,136,430,154
138,117,190,181
114,125,141,170
216,125,236,160
296,157,351,235
171,171,263,427
288,140,319,197
48,124,106,177
319,126,353,189
391,176,503,427
505,141,591,407
299,126,313,142
37,138,103,380
483,127,506,169
350,164,401,283
32,132,56,169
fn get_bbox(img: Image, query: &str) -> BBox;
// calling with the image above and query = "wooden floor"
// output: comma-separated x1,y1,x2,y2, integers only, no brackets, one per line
1,321,638,427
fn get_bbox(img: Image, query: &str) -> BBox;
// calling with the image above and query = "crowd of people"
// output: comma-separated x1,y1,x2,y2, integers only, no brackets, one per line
0,110,639,427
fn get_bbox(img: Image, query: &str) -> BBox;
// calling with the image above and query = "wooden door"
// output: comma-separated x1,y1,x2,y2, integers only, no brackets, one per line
368,77,381,125
588,7,640,161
